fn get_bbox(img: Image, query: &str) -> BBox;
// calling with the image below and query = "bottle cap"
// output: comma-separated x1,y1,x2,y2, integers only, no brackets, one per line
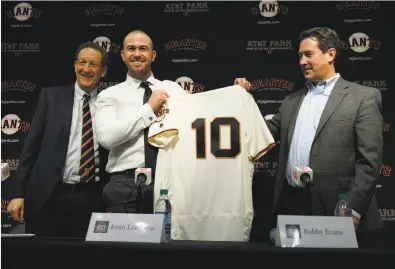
160,189,168,195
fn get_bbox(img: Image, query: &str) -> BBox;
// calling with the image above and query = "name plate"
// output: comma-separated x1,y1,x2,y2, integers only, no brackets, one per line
85,213,166,243
275,215,358,248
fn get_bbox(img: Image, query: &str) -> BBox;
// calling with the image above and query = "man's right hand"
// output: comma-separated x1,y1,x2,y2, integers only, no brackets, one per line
7,198,25,223
147,90,168,112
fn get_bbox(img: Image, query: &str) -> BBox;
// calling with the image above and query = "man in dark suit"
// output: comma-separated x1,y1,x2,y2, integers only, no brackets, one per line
7,41,110,238
236,27,384,248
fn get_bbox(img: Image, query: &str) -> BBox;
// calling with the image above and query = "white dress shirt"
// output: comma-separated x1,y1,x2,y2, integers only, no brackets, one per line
63,82,100,184
94,73,188,173
286,73,340,183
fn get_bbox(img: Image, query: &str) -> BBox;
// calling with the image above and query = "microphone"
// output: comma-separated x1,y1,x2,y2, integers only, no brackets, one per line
291,166,328,215
123,168,152,213
135,168,152,185
290,166,313,187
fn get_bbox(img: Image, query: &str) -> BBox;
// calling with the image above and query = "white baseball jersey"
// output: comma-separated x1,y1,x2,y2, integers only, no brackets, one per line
148,85,275,241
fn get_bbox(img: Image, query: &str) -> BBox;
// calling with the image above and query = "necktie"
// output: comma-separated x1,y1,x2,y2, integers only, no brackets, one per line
140,81,158,180
79,93,96,183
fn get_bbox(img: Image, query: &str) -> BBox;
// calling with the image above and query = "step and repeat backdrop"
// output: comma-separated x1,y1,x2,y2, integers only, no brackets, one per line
1,1,394,243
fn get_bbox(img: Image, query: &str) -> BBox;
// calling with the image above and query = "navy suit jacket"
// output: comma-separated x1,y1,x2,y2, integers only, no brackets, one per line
13,84,110,220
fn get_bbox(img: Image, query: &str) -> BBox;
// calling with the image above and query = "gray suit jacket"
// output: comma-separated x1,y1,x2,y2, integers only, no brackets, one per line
266,76,383,232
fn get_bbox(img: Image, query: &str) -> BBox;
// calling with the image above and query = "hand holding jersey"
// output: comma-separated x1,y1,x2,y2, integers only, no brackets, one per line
147,90,168,112
148,85,275,241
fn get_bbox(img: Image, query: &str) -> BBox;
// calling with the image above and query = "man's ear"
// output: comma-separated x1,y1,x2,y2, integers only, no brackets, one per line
152,50,157,62
327,48,336,64
101,66,108,77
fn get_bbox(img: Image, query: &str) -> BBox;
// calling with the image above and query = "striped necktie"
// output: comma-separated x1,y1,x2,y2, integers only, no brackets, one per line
79,93,96,183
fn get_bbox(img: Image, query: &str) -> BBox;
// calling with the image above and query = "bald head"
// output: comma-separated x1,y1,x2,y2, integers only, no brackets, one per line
123,30,154,50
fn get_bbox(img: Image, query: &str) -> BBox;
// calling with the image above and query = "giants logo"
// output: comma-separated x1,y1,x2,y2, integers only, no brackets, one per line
250,78,294,92
5,2,42,21
341,32,381,53
336,1,380,11
93,36,120,53
383,123,390,132
163,38,207,51
155,105,170,122
1,199,10,213
2,79,36,93
251,1,289,17
380,164,391,177
85,4,124,16
1,114,30,135
175,77,205,94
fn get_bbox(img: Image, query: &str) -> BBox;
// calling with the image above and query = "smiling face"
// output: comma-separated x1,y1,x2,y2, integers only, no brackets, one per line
121,32,156,81
298,37,336,82
74,47,107,91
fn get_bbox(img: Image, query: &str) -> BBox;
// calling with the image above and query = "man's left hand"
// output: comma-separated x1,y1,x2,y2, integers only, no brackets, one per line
352,215,360,230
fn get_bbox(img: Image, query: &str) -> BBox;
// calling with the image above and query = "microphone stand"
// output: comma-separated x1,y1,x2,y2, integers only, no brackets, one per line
301,175,328,216
123,175,147,213
307,182,328,216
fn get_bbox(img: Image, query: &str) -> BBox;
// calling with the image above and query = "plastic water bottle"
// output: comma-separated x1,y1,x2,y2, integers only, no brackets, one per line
269,228,276,244
154,189,172,242
334,200,352,217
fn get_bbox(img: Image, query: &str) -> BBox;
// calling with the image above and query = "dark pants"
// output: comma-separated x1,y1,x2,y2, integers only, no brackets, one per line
25,181,104,238
103,171,154,214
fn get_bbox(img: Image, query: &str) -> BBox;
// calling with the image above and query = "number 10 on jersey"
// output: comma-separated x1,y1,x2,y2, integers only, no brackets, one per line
191,117,241,159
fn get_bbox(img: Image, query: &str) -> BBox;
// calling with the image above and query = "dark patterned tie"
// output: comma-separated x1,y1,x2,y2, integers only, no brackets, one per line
79,93,96,183
140,81,158,180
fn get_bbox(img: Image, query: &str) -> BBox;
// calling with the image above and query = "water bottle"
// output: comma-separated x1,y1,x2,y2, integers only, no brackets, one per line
269,228,276,244
334,200,352,217
154,189,172,242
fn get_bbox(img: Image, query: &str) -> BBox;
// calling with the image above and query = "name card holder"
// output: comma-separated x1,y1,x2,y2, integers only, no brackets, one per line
275,215,358,248
85,213,166,243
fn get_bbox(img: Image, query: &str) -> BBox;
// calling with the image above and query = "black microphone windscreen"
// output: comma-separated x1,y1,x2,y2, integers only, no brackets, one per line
300,173,310,185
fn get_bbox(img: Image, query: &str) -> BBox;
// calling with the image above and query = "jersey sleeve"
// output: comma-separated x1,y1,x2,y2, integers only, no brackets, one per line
148,103,179,148
244,92,276,162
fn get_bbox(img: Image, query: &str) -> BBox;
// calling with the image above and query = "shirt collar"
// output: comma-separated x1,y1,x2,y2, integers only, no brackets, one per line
75,82,98,101
126,72,157,90
305,73,340,95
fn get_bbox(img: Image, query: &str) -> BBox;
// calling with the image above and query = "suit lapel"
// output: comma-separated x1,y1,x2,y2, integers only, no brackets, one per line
312,77,350,143
287,89,307,146
59,84,75,147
